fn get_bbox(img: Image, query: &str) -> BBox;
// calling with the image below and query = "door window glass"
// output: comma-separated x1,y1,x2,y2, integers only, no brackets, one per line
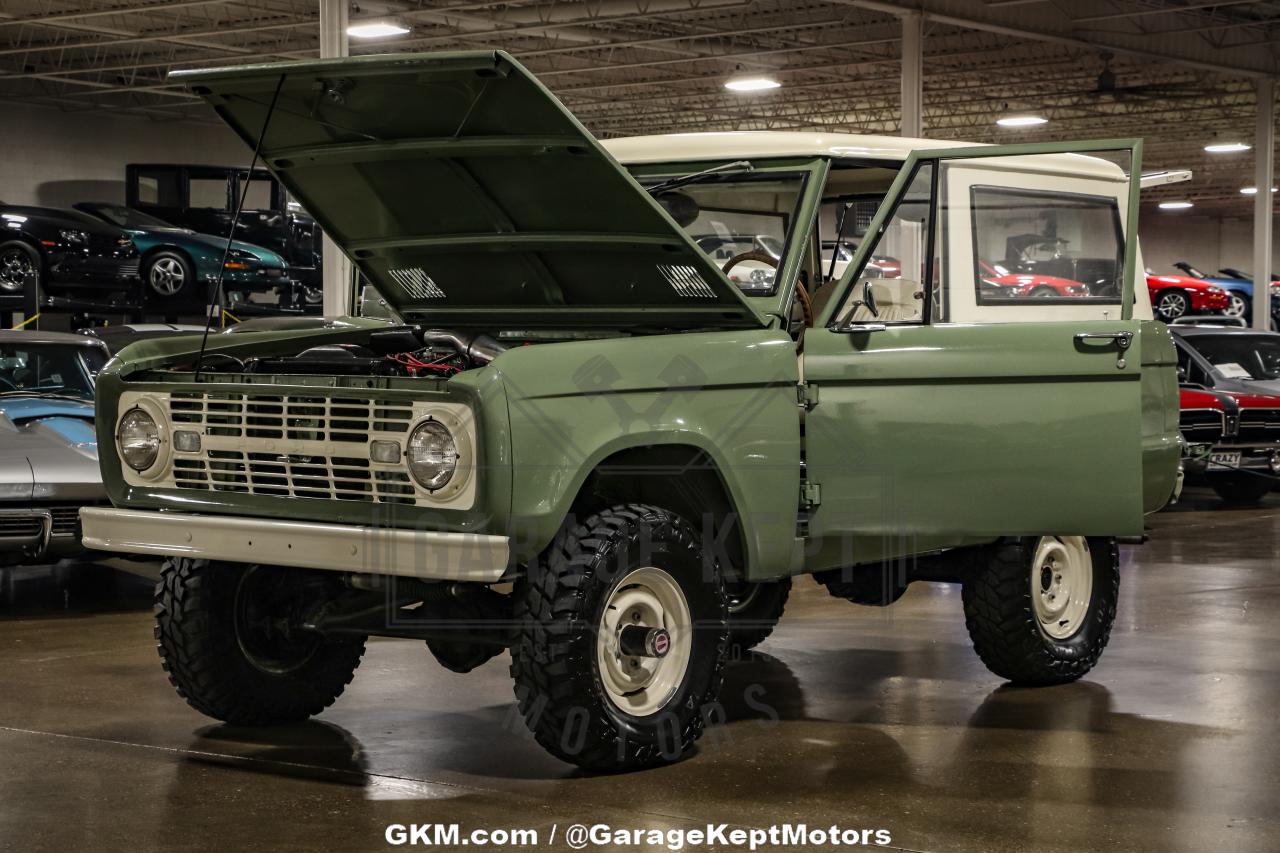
833,163,934,325
134,169,180,206
972,187,1123,304
189,177,230,209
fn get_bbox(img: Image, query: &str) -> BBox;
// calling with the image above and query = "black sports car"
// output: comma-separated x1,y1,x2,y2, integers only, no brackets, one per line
0,203,140,311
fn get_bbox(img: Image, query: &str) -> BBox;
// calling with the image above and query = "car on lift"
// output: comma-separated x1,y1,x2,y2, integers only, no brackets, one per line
0,203,140,314
0,330,109,568
124,163,322,310
1177,384,1280,505
1173,261,1253,321
82,51,1180,773
1146,271,1230,322
72,203,290,312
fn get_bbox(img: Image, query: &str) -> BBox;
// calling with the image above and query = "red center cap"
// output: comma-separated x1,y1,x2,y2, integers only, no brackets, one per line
651,629,670,657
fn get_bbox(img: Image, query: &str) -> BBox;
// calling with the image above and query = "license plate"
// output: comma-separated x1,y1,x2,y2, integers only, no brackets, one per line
1208,451,1241,470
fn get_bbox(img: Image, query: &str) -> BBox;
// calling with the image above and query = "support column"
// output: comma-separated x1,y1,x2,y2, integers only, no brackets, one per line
319,0,351,317
1252,78,1274,330
900,11,923,138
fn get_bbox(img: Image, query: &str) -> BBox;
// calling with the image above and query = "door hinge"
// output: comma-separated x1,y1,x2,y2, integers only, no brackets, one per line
800,481,821,507
797,382,818,410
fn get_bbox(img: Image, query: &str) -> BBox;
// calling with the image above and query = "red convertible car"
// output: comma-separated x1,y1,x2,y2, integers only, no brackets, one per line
1148,273,1230,322
1178,386,1280,504
977,260,1090,297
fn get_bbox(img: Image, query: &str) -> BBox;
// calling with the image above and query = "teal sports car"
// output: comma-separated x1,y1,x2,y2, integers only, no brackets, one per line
72,202,289,309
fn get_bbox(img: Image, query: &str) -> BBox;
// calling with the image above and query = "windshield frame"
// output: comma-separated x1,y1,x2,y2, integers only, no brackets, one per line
628,156,827,321
1185,333,1280,382
0,342,104,400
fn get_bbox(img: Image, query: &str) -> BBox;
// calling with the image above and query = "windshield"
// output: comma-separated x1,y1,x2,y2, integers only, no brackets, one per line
0,343,104,399
640,172,806,296
89,204,174,229
1188,334,1280,381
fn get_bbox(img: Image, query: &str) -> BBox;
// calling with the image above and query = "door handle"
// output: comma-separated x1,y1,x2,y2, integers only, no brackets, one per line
1074,330,1133,369
1074,330,1133,351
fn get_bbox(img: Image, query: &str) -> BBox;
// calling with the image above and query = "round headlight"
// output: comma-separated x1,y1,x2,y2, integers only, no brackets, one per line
118,408,161,471
407,419,457,490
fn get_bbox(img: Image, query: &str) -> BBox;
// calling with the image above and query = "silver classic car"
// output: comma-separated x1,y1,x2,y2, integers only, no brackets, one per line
0,330,108,566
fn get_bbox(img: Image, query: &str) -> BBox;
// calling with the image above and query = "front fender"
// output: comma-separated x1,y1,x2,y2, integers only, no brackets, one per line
493,329,802,576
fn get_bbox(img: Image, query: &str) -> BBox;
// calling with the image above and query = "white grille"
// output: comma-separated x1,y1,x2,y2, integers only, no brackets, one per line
658,264,716,298
389,267,446,299
167,392,420,505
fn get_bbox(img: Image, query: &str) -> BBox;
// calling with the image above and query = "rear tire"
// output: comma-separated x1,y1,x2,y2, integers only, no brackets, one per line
725,577,791,654
1212,474,1271,506
154,558,365,725
0,240,40,296
962,536,1118,686
510,504,728,772
142,250,194,304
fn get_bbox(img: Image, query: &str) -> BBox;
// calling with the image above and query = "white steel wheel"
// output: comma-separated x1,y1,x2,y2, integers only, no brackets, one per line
597,566,692,718
148,256,186,296
1030,536,1092,640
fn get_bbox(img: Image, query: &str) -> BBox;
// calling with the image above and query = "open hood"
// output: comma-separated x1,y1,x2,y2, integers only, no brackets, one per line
171,51,766,330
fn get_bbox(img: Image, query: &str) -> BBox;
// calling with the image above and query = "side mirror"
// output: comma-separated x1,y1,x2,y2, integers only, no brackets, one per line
831,280,886,332
862,280,879,318
1176,365,1187,383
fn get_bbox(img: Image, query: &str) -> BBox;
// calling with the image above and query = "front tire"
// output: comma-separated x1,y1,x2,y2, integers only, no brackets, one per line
962,536,1118,686
1155,289,1189,321
510,504,728,772
1224,292,1249,321
725,577,791,654
154,558,365,725
1212,474,1271,506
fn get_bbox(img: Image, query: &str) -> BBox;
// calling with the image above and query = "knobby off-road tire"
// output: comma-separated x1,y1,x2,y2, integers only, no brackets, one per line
726,577,791,655
510,504,728,772
962,537,1118,686
155,558,366,725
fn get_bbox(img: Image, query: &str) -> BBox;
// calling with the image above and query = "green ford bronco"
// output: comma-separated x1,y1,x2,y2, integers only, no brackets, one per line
82,51,1180,771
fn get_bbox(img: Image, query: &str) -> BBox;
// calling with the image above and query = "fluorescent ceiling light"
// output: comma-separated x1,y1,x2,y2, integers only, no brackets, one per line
346,20,409,38
1240,186,1278,195
1159,201,1194,210
1204,142,1251,153
724,76,781,92
996,115,1048,127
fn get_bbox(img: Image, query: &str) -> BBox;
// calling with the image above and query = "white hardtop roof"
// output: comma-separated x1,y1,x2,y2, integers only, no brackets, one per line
602,131,1126,181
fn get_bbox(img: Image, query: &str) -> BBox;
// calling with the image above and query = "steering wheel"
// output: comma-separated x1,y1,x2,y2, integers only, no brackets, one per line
722,250,813,327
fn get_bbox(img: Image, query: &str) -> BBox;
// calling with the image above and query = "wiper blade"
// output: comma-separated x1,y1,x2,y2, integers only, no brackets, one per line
645,160,754,195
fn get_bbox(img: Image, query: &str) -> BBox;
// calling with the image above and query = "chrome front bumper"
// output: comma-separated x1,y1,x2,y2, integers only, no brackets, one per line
80,507,510,582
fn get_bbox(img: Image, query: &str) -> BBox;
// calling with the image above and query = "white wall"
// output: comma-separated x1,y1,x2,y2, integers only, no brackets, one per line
1139,206,1280,276
0,103,250,209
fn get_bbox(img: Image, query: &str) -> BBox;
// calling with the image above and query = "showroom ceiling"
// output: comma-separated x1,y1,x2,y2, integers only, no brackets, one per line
1,0,1277,213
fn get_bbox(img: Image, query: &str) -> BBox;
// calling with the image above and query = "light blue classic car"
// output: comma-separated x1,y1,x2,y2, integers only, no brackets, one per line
0,329,107,567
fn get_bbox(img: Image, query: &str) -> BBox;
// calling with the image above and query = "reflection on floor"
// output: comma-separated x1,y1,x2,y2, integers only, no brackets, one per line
1,487,1277,853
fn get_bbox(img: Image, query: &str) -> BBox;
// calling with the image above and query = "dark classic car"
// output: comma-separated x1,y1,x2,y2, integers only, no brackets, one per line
1177,385,1280,505
0,203,140,313
1171,322,1280,395
125,163,322,307
73,203,290,309
0,330,108,566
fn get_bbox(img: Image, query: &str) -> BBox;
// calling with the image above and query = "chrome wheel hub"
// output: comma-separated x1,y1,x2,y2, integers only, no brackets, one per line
1158,292,1187,319
149,257,185,295
0,251,33,292
597,566,692,717
1030,536,1092,640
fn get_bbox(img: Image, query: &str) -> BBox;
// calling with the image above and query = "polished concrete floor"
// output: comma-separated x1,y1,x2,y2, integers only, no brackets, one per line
1,489,1277,853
